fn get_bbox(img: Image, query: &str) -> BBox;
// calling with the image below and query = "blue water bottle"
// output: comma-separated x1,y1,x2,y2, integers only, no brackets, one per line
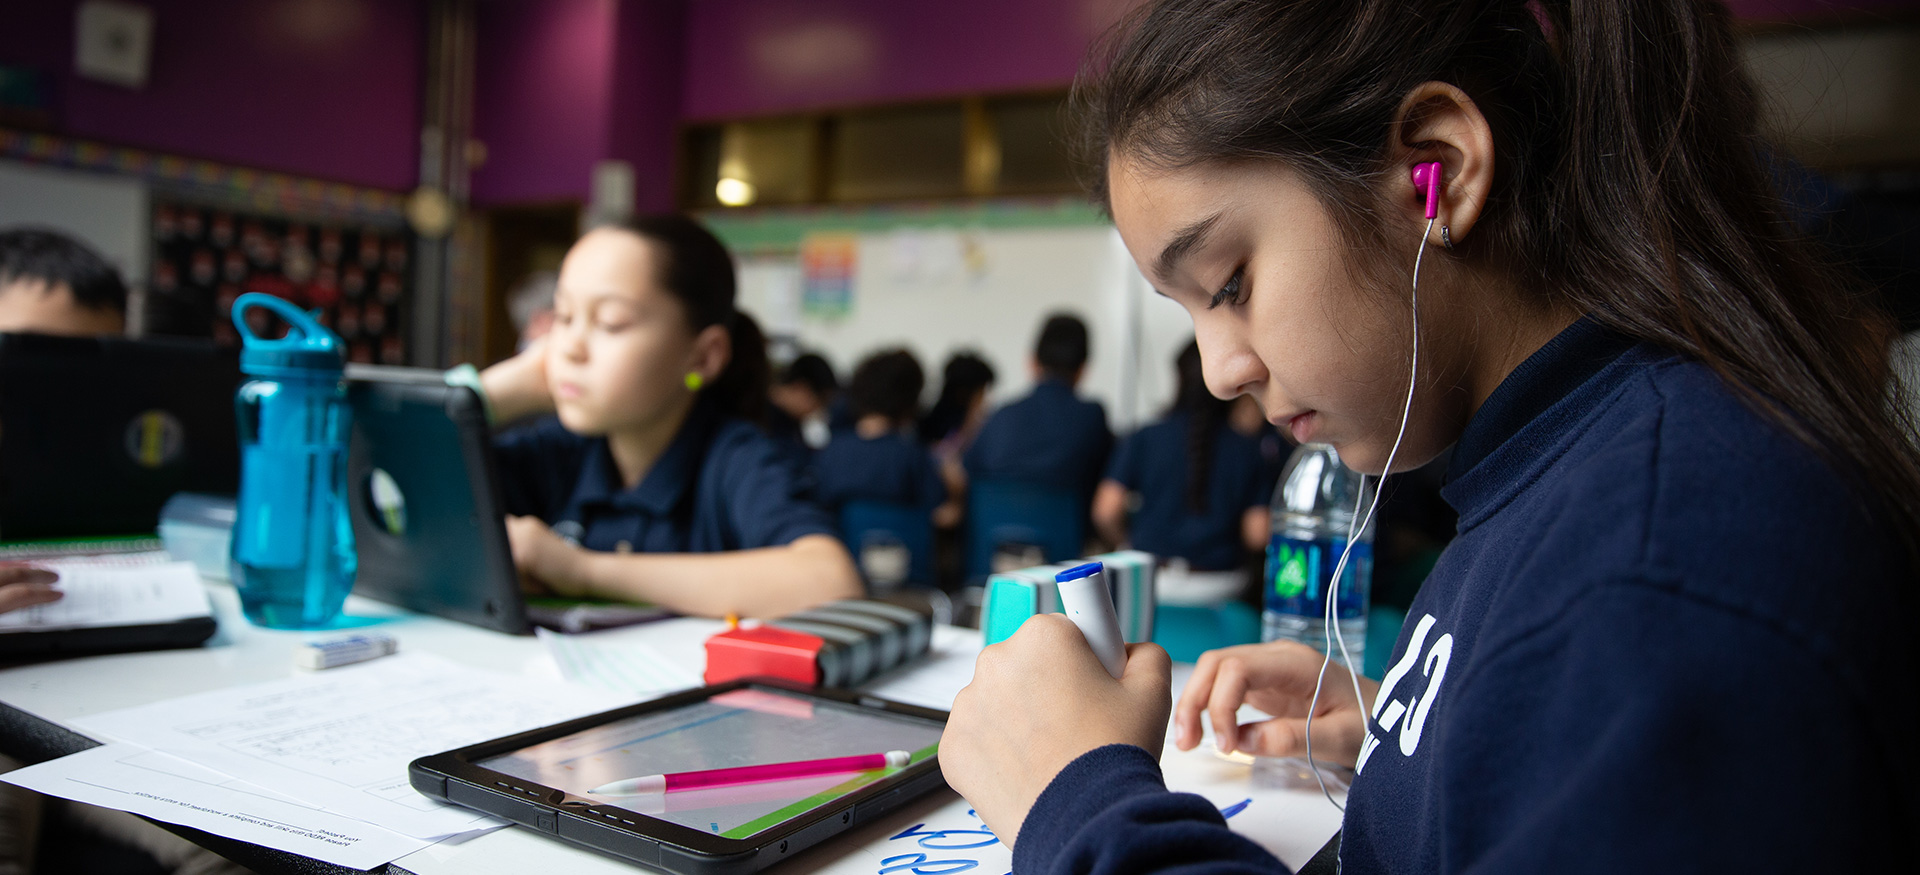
229,293,356,629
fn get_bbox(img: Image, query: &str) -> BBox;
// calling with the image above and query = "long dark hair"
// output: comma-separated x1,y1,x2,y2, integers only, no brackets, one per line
1076,0,1920,568
1171,340,1230,514
919,352,997,444
605,215,769,422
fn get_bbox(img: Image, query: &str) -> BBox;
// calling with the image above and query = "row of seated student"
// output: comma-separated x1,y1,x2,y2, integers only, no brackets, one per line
766,319,1286,599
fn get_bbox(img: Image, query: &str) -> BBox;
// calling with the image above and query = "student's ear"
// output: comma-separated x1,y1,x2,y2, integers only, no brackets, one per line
1388,81,1496,249
688,323,731,387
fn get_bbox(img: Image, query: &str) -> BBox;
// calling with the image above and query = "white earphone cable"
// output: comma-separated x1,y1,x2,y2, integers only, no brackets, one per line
1299,215,1432,812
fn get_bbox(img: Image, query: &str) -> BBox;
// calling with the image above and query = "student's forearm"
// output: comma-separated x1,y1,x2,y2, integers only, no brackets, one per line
478,348,552,423
567,534,862,618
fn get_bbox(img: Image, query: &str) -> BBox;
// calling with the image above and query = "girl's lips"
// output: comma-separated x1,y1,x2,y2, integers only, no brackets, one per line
554,381,584,400
1287,411,1316,444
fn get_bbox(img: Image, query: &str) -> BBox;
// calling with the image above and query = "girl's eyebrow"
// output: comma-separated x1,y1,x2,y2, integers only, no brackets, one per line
1153,212,1223,283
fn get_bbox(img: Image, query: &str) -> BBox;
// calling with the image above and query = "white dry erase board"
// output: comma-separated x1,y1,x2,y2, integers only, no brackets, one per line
737,225,1194,433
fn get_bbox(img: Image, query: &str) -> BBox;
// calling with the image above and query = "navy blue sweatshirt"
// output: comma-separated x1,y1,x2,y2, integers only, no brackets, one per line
1013,319,1919,874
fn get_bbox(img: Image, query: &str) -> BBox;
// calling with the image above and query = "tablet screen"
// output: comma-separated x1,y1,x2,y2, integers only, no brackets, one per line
478,688,943,840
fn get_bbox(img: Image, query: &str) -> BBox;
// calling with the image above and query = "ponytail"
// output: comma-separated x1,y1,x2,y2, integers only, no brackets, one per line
1078,0,1920,570
716,309,772,424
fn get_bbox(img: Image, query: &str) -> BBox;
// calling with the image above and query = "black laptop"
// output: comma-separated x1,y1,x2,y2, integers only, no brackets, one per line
0,333,240,540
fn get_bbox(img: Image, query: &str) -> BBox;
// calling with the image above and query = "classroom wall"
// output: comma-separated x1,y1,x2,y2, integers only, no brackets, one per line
470,0,687,211
0,159,150,288
681,0,1143,120
471,0,616,206
0,0,425,191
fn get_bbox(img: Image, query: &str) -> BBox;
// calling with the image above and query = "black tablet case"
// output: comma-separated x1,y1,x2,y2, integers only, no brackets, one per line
410,680,950,875
345,366,532,635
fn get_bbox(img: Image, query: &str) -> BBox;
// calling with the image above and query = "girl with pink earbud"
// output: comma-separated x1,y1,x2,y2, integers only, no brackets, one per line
940,1,1920,872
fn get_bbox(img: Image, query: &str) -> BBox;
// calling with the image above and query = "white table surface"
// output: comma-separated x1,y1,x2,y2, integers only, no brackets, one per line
0,578,1343,874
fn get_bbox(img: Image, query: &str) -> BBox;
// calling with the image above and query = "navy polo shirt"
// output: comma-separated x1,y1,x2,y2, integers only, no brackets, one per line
493,402,835,554
1106,413,1271,571
964,378,1112,497
1011,318,1918,874
813,430,946,511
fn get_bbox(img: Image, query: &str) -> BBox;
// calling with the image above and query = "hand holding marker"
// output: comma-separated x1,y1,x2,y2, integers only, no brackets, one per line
589,751,912,796
1055,561,1127,678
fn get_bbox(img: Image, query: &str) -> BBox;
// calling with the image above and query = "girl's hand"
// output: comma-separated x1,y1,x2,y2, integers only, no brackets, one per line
504,515,586,597
942,615,1172,848
0,565,60,614
1173,640,1378,766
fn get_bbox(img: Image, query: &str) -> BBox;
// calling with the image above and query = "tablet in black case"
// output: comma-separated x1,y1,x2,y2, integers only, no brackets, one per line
409,680,950,875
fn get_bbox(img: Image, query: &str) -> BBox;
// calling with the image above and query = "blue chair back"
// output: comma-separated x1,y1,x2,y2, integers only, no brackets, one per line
965,480,1083,579
839,500,934,588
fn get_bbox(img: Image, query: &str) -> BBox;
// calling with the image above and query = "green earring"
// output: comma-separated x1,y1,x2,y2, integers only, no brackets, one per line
685,372,705,391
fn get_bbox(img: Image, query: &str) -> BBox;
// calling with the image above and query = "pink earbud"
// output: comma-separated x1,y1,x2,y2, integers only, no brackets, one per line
1409,162,1443,220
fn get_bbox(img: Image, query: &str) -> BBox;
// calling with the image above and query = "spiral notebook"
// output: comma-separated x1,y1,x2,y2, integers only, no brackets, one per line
0,550,216,657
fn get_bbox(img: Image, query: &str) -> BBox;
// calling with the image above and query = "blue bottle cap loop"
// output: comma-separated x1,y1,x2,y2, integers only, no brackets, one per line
1055,561,1104,583
232,292,345,378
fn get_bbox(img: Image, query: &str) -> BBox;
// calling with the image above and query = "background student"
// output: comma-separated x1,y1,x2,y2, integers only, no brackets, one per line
0,226,135,615
963,313,1112,510
919,351,995,494
479,215,861,618
1093,341,1268,601
941,0,1920,871
768,352,841,451
814,348,949,523
0,227,127,337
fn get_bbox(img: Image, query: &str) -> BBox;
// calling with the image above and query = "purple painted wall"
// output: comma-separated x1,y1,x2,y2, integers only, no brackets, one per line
471,0,616,206
471,0,685,211
610,0,690,214
681,0,1139,121
680,0,1917,121
0,0,424,191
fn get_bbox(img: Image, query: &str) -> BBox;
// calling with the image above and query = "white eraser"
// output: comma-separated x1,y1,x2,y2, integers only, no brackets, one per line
296,633,398,670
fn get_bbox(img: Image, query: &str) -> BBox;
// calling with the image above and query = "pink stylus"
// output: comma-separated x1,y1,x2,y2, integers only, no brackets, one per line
588,750,912,795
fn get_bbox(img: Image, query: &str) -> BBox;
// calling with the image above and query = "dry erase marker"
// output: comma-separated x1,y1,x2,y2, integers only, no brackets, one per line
296,633,397,670
1056,561,1127,678
588,750,911,796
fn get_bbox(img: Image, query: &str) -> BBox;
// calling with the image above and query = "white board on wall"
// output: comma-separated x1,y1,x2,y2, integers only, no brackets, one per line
736,225,1198,433
0,159,150,288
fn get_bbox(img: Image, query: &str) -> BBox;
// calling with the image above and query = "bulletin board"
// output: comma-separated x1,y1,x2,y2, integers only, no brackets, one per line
146,201,415,365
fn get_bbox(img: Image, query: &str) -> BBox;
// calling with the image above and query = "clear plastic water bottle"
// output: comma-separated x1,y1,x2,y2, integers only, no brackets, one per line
229,293,356,629
1262,443,1373,668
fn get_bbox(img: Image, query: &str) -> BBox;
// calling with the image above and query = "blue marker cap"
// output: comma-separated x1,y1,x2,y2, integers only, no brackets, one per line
1055,561,1104,583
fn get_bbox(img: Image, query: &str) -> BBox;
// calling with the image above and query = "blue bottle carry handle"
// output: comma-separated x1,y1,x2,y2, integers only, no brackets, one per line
231,292,336,350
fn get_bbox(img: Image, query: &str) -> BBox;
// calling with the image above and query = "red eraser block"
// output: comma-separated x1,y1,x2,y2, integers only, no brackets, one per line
704,625,825,685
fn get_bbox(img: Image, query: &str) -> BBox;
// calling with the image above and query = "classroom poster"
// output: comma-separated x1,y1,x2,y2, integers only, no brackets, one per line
800,232,858,318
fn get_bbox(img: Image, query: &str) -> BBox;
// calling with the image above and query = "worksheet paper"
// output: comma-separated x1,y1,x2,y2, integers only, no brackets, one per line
0,560,209,632
536,627,702,697
1,744,448,869
856,625,981,712
76,653,635,839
